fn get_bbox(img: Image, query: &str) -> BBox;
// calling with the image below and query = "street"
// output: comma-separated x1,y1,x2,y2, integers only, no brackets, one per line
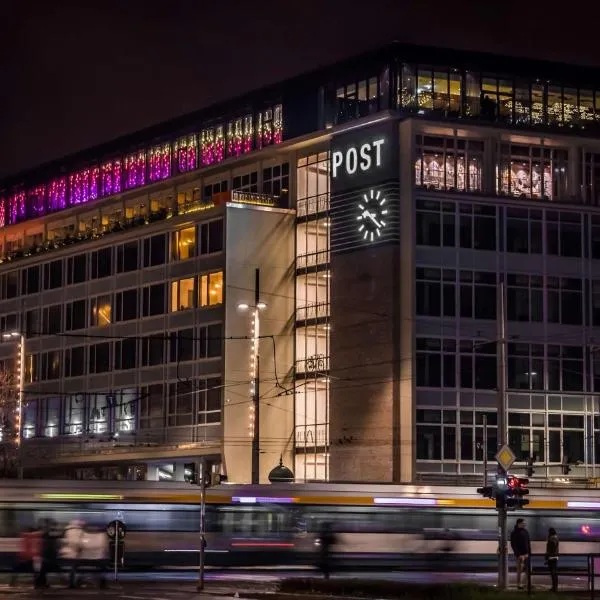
0,569,592,598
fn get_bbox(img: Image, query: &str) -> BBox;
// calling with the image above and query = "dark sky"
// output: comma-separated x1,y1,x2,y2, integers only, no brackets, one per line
2,0,600,180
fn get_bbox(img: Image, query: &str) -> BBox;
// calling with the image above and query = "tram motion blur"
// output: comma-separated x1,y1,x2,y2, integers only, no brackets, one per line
0,480,598,570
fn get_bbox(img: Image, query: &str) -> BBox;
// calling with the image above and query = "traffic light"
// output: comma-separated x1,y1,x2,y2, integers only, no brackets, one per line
495,475,509,509
526,457,535,478
505,475,529,510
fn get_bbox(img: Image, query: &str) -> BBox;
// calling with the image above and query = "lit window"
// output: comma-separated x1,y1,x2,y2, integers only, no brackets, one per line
171,278,195,311
173,227,196,260
200,271,224,307
91,295,112,327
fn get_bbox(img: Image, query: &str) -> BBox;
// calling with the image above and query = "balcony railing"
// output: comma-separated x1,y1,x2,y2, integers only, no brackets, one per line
296,354,329,375
296,250,330,269
297,193,329,218
296,302,330,322
215,190,276,207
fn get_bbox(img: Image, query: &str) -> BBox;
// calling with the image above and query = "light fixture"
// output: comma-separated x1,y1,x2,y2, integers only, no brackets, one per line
256,301,267,310
237,303,250,311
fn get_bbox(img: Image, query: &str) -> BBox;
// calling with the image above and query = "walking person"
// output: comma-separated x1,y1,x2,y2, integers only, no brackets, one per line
36,519,61,588
10,527,41,587
545,528,559,592
510,518,531,589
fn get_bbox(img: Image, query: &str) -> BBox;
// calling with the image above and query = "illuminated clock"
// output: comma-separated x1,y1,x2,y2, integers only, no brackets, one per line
356,188,388,242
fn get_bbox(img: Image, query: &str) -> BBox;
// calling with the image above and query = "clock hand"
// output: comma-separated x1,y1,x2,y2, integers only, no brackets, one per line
367,212,382,228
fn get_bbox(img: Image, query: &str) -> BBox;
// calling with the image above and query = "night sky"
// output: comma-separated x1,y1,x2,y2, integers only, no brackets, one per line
2,0,600,180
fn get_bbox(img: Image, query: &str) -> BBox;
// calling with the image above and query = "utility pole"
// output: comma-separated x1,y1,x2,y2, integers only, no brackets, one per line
497,282,508,590
197,459,206,592
251,269,261,485
483,414,488,487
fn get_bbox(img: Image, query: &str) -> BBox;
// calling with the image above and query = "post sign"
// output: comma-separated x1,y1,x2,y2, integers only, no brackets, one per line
329,120,400,253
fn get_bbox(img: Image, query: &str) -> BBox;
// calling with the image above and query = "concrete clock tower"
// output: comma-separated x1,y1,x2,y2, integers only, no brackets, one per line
328,120,402,482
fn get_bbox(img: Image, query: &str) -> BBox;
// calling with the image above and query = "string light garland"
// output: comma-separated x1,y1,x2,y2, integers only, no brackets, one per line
2,105,284,226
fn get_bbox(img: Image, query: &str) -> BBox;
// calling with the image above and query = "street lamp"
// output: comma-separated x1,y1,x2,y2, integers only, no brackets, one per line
2,331,25,478
237,268,267,485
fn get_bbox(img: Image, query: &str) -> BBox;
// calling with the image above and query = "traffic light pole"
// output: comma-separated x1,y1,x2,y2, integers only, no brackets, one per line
497,283,508,590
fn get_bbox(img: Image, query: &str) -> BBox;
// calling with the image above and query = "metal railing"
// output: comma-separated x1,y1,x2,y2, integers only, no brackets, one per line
297,194,329,218
296,250,330,269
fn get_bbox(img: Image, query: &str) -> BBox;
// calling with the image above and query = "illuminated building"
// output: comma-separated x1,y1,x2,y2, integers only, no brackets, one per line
2,44,600,482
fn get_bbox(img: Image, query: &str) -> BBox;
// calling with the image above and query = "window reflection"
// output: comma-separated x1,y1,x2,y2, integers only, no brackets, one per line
200,271,223,307
415,135,483,192
91,295,111,327
171,278,195,311
498,143,568,200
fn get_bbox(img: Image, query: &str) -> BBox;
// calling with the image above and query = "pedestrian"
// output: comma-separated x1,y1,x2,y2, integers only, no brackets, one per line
510,518,531,589
10,527,40,587
545,527,559,592
36,519,61,588
318,522,336,580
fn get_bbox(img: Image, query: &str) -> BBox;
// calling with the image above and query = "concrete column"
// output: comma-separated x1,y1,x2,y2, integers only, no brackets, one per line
146,463,160,481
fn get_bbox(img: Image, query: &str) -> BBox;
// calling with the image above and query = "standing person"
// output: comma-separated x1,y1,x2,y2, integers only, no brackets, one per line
10,527,40,587
36,519,61,589
510,518,531,589
318,522,336,580
545,528,559,592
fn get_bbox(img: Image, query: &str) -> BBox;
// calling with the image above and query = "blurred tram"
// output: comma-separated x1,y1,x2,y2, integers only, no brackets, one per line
0,480,599,570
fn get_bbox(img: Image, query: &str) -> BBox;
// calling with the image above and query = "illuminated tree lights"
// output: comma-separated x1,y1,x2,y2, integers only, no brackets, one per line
69,168,99,206
101,160,122,196
1,104,284,228
174,135,197,173
148,143,171,182
28,185,46,216
124,151,146,189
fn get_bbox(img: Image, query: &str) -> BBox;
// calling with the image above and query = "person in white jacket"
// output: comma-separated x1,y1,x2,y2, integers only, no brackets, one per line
60,520,108,588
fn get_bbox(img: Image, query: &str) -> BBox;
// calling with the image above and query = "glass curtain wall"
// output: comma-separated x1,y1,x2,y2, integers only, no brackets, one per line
295,152,330,481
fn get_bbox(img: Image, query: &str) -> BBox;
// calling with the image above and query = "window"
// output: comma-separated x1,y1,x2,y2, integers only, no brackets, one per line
0,313,18,333
115,338,137,370
263,163,290,202
459,340,496,389
199,323,223,358
114,389,136,432
90,295,112,327
168,380,194,426
505,207,543,253
67,254,86,284
546,211,582,258
585,152,600,207
116,240,139,273
415,268,455,317
170,328,194,362
498,143,568,200
141,335,165,366
142,283,166,317
416,425,442,460
507,343,544,390
506,274,543,322
115,289,138,321
25,309,40,337
416,338,456,387
415,200,455,247
65,300,86,330
90,247,112,279
199,219,224,254
172,227,196,260
88,394,109,433
547,277,583,325
143,234,166,267
333,74,382,124
65,346,85,378
232,171,258,193
199,271,223,307
140,383,164,429
40,351,61,380
89,342,111,374
63,394,84,435
198,378,222,425
22,266,40,295
43,259,62,289
3,271,19,298
171,278,195,311
415,136,482,192
42,304,63,335
459,271,497,319
204,180,227,202
459,204,496,251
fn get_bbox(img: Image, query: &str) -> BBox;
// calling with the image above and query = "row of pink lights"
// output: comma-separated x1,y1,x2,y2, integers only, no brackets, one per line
0,106,283,228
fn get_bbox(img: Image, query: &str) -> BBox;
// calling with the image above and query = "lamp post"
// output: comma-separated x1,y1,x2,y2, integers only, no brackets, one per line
238,268,267,485
2,331,25,479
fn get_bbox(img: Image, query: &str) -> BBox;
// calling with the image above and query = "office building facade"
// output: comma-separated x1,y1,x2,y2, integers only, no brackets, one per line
2,44,600,482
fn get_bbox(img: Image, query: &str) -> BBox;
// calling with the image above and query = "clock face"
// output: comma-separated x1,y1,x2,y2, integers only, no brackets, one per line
356,189,388,242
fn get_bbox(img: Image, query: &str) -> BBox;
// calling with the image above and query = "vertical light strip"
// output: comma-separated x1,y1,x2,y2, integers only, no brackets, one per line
248,309,260,437
15,334,25,446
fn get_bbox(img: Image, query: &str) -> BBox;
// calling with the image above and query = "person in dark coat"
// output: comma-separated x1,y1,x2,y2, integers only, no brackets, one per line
317,522,336,580
36,519,61,588
510,518,531,589
545,528,559,592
